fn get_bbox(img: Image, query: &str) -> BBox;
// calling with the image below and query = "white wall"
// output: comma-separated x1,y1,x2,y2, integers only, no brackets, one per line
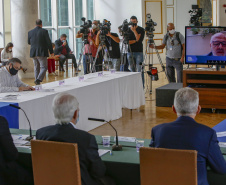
94,0,143,35
175,0,197,36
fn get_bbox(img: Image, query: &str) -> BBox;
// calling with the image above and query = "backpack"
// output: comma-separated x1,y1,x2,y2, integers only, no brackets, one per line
165,32,183,54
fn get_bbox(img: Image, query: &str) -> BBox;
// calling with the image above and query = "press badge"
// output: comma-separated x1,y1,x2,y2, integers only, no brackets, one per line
169,46,173,50
109,46,112,51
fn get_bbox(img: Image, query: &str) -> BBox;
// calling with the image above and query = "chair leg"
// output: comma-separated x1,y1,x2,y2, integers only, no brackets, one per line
66,59,68,71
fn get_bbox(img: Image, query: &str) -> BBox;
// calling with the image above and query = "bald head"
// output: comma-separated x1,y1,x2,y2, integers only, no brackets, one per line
167,23,175,35
210,33,226,56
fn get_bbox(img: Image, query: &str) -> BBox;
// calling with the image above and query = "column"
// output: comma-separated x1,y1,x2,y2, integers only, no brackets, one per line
11,0,38,78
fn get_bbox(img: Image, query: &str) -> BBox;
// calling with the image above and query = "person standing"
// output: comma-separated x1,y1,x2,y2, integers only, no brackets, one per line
150,23,185,83
54,34,77,73
28,19,54,85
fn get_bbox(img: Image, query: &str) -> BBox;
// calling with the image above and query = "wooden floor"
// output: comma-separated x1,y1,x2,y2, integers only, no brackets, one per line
22,65,226,139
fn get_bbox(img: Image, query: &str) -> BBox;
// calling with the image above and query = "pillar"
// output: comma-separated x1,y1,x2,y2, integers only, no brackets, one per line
11,0,38,78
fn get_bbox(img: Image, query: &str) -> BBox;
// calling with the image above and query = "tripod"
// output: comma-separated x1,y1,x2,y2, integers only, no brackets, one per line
92,37,111,73
143,40,169,94
76,40,94,74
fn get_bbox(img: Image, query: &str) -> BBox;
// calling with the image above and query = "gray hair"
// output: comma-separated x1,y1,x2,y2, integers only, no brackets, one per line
6,58,22,65
52,93,79,124
174,87,199,116
210,32,226,44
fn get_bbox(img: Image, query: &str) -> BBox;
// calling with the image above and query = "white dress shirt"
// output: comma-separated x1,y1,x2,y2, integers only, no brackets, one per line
0,67,28,93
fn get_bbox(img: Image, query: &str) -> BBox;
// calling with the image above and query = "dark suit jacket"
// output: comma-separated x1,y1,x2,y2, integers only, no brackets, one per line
150,116,226,185
28,26,53,57
36,123,106,185
0,116,33,185
54,38,71,55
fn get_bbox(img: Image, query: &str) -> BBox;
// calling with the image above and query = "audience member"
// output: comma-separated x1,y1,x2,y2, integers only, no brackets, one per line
1,42,14,66
0,116,34,185
28,19,54,85
150,87,226,185
0,58,34,93
150,23,185,83
36,93,115,185
54,34,77,73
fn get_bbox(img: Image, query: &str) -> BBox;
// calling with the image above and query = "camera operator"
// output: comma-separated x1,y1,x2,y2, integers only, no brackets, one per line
96,25,121,71
150,23,185,83
127,16,145,72
76,20,100,74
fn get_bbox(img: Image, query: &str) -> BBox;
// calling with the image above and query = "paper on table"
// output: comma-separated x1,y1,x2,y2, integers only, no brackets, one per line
216,131,226,137
98,149,111,157
219,142,226,148
114,136,136,142
12,134,30,148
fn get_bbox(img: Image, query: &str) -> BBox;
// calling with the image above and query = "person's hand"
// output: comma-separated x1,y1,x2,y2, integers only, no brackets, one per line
70,51,73,54
63,41,67,46
149,44,154,49
19,86,33,91
27,86,35,91
77,30,80,34
180,57,184,63
131,26,136,32
106,32,111,37
97,30,101,36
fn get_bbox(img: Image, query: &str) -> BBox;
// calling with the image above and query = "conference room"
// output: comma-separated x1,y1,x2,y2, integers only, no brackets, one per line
1,0,226,185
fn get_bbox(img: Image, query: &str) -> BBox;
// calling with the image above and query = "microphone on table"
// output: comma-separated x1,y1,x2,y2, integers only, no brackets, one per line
9,104,33,141
88,117,122,151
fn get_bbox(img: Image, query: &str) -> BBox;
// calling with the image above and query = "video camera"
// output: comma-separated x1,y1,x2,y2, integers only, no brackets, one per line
79,17,92,44
118,19,136,44
189,5,202,26
145,13,157,44
97,19,111,44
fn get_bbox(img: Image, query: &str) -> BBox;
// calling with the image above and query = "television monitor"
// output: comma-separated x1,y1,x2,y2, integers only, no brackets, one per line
185,26,226,65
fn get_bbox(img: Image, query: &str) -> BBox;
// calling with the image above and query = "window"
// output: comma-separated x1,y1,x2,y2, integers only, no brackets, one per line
58,0,69,26
40,0,52,27
75,27,83,59
87,0,94,21
74,0,83,26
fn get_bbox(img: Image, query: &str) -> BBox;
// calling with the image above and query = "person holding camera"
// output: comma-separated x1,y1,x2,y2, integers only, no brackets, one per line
96,27,121,71
150,23,185,83
54,34,77,72
76,20,100,74
127,16,145,72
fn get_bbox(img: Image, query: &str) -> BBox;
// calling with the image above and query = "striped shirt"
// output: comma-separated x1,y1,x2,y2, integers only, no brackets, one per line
0,67,28,93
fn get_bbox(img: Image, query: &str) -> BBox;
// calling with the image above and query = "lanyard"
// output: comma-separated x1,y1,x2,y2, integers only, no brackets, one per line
106,36,111,46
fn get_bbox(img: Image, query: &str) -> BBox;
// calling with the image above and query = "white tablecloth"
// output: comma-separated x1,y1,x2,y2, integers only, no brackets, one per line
0,72,145,131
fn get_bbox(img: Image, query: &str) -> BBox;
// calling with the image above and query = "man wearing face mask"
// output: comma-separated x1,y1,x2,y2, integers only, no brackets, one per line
127,16,145,72
0,58,34,93
150,23,185,83
54,34,77,72
76,20,100,74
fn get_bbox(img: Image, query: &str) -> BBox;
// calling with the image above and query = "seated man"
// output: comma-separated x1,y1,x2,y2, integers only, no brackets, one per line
54,34,77,72
0,58,34,93
150,87,226,185
36,93,113,185
0,116,33,185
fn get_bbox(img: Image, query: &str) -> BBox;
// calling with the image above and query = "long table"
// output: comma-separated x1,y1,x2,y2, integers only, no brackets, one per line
11,129,226,185
0,72,145,131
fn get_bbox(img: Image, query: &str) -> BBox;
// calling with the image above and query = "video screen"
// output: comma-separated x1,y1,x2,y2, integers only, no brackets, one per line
185,26,226,65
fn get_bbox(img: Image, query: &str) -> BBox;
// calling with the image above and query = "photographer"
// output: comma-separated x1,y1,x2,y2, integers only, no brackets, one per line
76,20,101,74
54,34,77,72
96,25,121,71
127,16,145,72
150,23,185,83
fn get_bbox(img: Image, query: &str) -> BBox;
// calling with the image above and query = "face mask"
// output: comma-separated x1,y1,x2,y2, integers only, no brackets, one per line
92,24,97,29
9,65,19,76
8,49,12,52
169,29,175,34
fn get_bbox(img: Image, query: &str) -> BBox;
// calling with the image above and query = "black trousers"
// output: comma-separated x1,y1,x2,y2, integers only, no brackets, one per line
59,53,77,69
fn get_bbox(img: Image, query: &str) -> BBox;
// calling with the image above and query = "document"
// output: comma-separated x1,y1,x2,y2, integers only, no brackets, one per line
114,136,136,142
98,149,111,157
12,134,31,148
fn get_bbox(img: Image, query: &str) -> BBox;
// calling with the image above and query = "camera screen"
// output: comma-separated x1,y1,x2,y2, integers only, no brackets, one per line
185,26,226,65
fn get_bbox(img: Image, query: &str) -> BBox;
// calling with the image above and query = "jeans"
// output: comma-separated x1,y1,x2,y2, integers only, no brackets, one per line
127,52,143,72
109,58,120,71
166,57,183,83
59,53,77,69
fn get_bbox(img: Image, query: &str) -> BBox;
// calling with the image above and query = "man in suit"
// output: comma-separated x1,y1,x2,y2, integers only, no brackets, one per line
55,34,77,72
28,19,54,85
150,87,226,185
36,93,114,185
0,116,33,185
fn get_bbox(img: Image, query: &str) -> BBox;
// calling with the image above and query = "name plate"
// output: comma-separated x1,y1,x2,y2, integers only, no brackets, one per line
35,85,42,91
98,71,103,77
114,136,136,143
110,69,116,74
59,80,65,86
79,76,84,82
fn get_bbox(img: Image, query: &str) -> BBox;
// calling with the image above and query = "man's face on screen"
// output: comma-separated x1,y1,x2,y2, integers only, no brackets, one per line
210,34,226,56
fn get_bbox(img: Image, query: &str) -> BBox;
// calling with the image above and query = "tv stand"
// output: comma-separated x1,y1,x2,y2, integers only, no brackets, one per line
183,70,226,109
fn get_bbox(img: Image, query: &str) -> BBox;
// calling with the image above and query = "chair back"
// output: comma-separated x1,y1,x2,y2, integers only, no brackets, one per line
31,140,81,185
140,147,197,185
